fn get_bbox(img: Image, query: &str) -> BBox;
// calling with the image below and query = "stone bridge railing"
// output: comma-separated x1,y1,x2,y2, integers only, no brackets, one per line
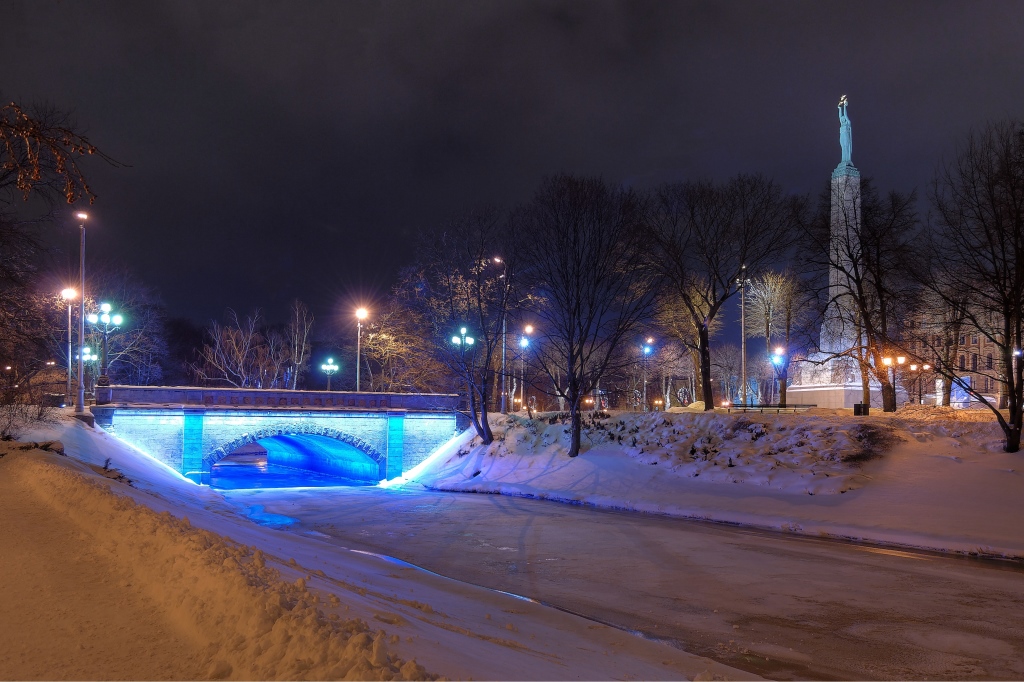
99,385,459,411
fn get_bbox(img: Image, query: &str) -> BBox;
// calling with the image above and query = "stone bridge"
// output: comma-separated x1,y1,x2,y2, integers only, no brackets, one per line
91,386,462,484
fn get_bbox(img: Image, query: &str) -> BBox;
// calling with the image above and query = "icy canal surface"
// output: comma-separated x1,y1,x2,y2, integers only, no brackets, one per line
228,484,1024,680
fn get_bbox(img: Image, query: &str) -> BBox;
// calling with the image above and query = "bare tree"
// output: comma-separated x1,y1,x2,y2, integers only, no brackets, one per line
195,309,291,389
287,299,313,389
924,120,1024,452
408,208,518,444
651,175,798,410
745,270,805,406
518,175,658,456
360,298,451,393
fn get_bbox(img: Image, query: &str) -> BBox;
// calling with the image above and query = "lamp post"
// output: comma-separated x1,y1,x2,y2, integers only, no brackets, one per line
882,355,906,410
321,357,339,390
737,265,750,406
452,327,475,408
908,363,931,405
771,346,786,406
87,303,123,390
355,307,368,391
519,324,533,412
75,212,87,414
491,257,510,414
60,288,77,406
77,347,98,396
642,337,654,412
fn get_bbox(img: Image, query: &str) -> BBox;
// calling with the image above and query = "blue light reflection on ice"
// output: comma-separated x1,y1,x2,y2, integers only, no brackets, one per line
210,434,379,490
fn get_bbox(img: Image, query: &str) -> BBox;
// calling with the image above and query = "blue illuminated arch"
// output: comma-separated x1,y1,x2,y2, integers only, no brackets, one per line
206,425,386,479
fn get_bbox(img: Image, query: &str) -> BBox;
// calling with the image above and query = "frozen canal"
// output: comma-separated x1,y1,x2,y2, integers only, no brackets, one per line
226,484,1024,680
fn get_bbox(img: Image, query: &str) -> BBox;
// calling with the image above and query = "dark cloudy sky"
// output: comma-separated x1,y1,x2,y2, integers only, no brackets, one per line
5,1,1023,327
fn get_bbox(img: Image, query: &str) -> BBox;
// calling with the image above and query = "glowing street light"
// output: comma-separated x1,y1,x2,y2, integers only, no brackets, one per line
321,357,339,391
355,307,368,391
452,327,475,409
642,337,654,412
60,288,77,405
519,325,534,412
87,302,124,395
75,212,88,414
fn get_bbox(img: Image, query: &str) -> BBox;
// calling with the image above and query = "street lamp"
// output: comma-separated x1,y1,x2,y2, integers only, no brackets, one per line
737,264,750,406
60,287,77,406
321,357,339,390
452,327,475,408
75,212,87,414
642,337,654,412
87,302,124,393
519,324,533,413
355,307,368,391
771,346,786,406
76,347,98,396
908,363,931,405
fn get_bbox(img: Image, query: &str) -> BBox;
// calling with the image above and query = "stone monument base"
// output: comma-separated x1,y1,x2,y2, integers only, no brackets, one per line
786,383,879,409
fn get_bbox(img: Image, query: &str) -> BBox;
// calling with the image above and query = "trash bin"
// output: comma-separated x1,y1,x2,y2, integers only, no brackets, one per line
853,403,863,416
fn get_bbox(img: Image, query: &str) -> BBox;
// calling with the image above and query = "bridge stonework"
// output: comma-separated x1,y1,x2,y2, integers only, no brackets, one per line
91,387,460,484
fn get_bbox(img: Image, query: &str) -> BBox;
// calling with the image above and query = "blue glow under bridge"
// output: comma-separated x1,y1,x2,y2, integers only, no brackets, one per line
91,387,461,485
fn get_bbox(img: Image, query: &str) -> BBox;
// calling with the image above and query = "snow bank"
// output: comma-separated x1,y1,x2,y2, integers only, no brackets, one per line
414,409,1024,558
1,445,432,681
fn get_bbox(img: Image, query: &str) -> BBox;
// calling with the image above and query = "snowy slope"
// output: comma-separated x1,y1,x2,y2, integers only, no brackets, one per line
414,408,1024,558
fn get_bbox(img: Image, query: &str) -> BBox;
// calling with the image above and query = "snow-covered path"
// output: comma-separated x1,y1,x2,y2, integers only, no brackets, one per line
0,461,205,680
234,484,1024,680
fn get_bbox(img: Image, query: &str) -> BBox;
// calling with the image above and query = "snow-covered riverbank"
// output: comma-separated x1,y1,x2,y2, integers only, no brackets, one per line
413,407,1024,559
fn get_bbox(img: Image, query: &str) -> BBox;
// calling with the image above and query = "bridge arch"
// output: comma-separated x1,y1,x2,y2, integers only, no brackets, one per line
206,425,387,480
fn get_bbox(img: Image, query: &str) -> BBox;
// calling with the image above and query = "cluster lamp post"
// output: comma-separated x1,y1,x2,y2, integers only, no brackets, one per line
87,302,123,388
452,327,475,407
908,363,931,405
321,357,339,390
882,355,906,408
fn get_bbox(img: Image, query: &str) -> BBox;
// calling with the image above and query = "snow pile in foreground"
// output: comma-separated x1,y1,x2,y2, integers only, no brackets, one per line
414,409,1024,557
0,444,432,681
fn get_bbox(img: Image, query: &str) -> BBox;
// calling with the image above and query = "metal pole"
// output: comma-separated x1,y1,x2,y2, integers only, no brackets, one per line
740,266,747,406
66,303,73,405
356,321,362,391
500,314,507,414
520,352,525,411
642,353,648,412
75,221,86,414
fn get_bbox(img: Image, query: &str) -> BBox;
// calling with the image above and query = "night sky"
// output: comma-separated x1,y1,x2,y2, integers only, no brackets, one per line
5,1,1023,328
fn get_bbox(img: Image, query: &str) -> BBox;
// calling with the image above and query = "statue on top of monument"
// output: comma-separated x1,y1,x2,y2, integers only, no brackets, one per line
838,94,852,166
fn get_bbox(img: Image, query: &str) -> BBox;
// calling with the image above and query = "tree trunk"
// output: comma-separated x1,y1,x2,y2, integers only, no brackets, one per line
568,407,582,457
1004,424,1021,453
699,325,714,410
881,379,896,412
778,367,788,408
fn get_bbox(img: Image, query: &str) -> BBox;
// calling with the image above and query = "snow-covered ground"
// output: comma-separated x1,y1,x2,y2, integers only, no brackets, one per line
4,404,1023,680
412,406,1024,559
0,416,750,681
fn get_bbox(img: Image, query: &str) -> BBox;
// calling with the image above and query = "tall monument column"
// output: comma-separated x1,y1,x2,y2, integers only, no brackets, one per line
822,95,862,356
